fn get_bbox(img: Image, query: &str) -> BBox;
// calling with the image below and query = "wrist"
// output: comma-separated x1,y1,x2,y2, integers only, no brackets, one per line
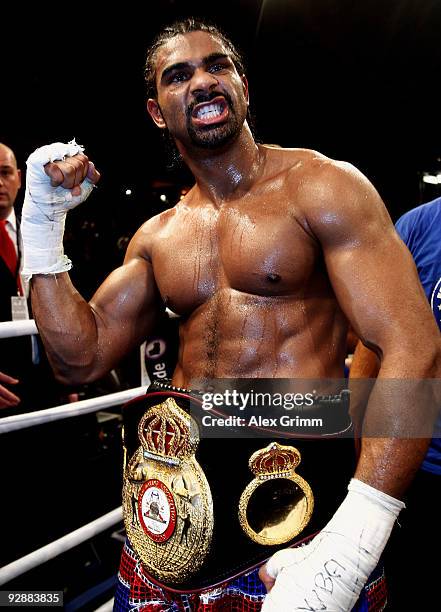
347,478,405,516
320,478,405,571
21,197,71,278
265,478,404,582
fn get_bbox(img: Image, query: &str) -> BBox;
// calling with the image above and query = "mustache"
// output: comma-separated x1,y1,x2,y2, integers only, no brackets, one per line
186,91,234,119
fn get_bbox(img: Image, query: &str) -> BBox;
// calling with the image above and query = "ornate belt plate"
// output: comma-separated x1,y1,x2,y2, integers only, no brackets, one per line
239,442,314,546
122,397,213,584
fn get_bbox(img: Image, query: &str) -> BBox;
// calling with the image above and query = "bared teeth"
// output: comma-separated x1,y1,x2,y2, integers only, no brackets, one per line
196,103,223,119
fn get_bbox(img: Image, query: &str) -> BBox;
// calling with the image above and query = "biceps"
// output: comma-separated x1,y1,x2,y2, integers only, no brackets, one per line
90,258,163,353
324,232,433,352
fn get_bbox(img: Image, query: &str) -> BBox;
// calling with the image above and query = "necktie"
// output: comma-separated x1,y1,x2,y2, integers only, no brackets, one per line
0,219,22,294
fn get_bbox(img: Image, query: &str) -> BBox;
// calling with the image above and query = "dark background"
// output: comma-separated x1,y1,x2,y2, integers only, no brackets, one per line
3,0,441,293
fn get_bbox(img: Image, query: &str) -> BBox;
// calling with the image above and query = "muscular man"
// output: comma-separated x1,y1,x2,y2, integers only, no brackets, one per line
21,19,440,611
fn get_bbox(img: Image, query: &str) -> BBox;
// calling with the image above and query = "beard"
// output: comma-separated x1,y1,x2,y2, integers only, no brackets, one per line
185,91,242,150
158,91,246,169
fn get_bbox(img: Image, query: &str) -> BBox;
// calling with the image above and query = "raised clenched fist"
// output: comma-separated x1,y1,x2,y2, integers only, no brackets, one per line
44,153,100,196
21,140,101,276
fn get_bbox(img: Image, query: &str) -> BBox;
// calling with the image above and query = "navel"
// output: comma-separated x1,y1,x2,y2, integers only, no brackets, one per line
266,273,281,283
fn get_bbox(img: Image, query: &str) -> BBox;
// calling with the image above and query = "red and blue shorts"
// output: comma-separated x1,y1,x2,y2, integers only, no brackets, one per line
114,539,387,611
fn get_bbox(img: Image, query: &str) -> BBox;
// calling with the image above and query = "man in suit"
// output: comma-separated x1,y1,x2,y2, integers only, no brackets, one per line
0,143,114,571
0,142,24,409
0,142,65,412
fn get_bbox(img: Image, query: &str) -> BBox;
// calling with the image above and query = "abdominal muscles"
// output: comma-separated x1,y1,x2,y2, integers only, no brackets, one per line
172,288,348,385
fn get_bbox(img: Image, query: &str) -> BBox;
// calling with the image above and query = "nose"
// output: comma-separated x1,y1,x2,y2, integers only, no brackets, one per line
190,67,219,96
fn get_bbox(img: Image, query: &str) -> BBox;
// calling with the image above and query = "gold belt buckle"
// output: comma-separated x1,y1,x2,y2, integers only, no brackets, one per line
238,442,314,545
122,397,213,583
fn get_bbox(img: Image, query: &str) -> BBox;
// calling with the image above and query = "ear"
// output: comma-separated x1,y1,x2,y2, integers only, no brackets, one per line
241,75,249,105
17,169,22,189
147,98,167,128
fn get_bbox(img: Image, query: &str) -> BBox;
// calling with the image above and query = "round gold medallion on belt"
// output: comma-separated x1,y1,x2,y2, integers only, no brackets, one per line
238,442,314,545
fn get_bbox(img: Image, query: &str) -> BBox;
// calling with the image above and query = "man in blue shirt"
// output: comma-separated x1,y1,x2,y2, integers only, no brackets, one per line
395,198,441,475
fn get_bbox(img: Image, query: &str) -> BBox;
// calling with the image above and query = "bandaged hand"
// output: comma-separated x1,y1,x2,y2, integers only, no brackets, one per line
260,479,405,612
21,140,100,278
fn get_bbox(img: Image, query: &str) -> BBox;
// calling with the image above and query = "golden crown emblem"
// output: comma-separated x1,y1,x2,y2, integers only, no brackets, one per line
138,397,199,462
248,442,301,478
123,394,213,583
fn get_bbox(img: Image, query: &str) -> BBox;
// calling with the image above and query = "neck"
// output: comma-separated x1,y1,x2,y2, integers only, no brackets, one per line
177,124,264,204
0,207,12,222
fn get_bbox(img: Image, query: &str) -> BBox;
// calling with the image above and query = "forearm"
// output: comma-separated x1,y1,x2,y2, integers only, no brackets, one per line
21,141,106,385
31,273,104,385
354,349,441,497
22,142,159,387
355,437,430,498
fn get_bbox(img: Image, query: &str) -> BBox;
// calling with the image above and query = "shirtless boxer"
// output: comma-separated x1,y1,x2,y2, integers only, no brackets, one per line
21,19,441,611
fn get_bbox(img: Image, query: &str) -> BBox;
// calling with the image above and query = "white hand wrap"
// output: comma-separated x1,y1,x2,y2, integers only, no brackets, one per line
21,140,95,279
262,479,405,612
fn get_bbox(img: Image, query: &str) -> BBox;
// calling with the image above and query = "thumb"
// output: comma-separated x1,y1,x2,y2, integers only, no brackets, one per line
259,563,276,593
86,161,101,185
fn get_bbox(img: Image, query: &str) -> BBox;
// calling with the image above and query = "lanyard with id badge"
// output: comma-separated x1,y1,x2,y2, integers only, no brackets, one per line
11,285,39,365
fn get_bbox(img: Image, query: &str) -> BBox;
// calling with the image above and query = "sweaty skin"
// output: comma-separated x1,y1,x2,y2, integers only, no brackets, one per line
31,30,440,517
142,147,351,383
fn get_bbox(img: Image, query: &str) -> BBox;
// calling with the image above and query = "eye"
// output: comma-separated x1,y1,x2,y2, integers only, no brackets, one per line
209,63,228,74
169,71,189,84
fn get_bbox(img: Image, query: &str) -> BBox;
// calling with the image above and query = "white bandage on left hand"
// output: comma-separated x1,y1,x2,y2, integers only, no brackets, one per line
262,479,405,612
21,139,95,278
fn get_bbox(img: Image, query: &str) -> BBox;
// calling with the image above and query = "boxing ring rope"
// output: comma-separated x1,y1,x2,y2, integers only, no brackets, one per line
94,598,115,612
0,319,38,338
0,308,178,340
0,508,123,586
0,319,143,599
0,385,146,434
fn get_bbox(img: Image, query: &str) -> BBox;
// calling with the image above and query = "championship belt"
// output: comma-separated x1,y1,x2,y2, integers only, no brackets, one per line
122,382,355,591
122,396,213,583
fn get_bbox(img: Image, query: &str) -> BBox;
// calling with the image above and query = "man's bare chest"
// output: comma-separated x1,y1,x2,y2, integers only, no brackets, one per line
150,199,321,314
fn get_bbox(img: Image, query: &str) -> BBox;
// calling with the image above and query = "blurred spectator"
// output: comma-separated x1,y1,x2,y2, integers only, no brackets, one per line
0,370,20,409
0,142,66,413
